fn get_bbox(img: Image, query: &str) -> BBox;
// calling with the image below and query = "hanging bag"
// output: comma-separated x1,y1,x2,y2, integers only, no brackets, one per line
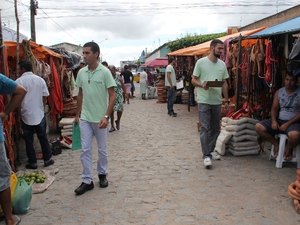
72,123,82,151
12,177,32,214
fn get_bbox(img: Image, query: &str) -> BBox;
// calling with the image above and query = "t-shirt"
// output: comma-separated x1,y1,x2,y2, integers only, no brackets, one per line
76,64,116,123
193,57,229,105
121,70,133,84
16,72,49,125
278,86,300,120
165,64,176,87
0,74,17,142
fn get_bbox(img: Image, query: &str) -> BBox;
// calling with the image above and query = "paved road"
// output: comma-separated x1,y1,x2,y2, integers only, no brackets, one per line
3,97,300,225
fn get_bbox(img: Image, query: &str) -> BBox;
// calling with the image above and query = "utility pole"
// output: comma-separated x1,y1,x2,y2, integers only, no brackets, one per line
0,9,4,74
0,10,3,47
30,0,38,42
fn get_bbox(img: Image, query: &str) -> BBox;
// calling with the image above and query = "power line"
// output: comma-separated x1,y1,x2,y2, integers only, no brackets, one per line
38,8,82,44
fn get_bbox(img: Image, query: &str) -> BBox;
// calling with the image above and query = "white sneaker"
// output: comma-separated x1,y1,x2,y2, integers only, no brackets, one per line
203,157,212,169
211,151,221,160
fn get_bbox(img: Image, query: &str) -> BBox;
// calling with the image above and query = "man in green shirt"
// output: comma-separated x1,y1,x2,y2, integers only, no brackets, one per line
74,42,116,195
192,39,229,169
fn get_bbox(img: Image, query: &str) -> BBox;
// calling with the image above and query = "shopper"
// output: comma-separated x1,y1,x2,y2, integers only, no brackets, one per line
121,65,133,104
0,73,26,225
256,72,300,160
108,65,125,132
191,39,229,169
165,57,177,117
74,41,116,195
16,60,54,169
139,70,148,100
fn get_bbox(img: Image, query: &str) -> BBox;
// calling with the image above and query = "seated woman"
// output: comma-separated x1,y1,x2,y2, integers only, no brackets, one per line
255,72,300,160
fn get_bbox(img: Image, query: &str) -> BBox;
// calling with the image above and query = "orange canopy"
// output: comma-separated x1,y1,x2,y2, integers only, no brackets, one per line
3,40,62,59
168,27,266,56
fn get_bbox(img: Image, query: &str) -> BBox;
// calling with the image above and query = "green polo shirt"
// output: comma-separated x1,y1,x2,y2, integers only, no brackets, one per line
76,63,116,122
193,57,229,105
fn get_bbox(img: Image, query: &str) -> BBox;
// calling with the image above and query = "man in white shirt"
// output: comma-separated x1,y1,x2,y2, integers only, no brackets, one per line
165,57,177,117
16,60,54,169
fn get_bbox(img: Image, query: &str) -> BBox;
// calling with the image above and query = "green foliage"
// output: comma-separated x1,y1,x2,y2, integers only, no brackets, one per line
167,32,227,52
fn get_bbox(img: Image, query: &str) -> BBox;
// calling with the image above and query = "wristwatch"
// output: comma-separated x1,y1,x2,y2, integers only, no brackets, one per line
104,115,109,120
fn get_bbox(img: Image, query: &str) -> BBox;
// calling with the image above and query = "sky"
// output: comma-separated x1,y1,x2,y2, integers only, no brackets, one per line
1,0,299,67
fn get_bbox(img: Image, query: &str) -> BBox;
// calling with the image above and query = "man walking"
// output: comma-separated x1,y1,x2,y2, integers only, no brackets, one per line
165,57,177,117
0,73,26,225
121,65,133,104
192,39,229,169
16,60,54,169
74,41,116,195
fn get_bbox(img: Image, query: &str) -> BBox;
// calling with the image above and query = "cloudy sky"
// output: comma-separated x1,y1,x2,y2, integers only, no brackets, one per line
1,0,299,66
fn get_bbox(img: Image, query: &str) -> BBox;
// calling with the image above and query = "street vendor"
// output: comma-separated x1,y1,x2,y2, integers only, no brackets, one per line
255,71,300,160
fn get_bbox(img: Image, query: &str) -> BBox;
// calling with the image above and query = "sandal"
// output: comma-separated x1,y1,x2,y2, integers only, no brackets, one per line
109,127,115,133
13,215,21,225
115,120,120,130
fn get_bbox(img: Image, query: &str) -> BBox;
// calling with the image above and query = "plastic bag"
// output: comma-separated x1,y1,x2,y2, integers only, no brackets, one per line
72,123,82,151
12,177,32,214
0,173,18,216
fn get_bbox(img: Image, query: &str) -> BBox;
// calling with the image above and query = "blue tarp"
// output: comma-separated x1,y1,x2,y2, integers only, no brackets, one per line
247,16,300,38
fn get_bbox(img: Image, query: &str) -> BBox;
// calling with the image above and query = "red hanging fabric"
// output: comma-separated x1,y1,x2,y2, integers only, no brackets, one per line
48,57,63,126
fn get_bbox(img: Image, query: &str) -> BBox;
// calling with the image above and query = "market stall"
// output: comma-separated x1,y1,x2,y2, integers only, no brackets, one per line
0,39,64,170
167,27,266,110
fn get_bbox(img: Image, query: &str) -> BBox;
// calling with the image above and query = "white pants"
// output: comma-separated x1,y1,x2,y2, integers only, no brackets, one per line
79,120,108,184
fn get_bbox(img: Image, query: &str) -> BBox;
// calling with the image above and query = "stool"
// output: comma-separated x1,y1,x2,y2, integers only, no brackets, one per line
270,134,300,168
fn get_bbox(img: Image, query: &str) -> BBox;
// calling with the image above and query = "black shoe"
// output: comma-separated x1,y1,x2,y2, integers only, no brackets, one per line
98,174,108,188
74,182,94,195
44,159,54,167
25,163,37,170
171,112,177,117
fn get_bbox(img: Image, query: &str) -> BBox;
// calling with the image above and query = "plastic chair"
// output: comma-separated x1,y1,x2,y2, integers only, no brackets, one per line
270,134,300,168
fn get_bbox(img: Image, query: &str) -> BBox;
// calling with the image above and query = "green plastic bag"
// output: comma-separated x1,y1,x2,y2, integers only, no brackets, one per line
72,123,82,151
12,177,32,214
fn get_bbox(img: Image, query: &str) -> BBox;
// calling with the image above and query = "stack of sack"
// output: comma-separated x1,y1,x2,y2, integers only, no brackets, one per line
58,118,75,149
215,117,260,156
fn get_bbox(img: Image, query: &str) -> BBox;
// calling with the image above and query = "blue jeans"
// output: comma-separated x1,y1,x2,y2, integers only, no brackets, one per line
198,103,221,158
167,87,176,114
79,120,108,184
22,116,52,164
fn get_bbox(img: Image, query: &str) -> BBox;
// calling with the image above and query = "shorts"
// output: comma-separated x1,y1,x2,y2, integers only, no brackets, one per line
259,119,300,136
124,83,131,94
0,142,11,192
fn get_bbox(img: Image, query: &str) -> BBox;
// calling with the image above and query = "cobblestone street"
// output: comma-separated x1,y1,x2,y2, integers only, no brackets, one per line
3,97,300,225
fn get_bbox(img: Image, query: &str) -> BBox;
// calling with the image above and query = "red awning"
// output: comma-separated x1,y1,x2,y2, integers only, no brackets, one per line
144,58,168,67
